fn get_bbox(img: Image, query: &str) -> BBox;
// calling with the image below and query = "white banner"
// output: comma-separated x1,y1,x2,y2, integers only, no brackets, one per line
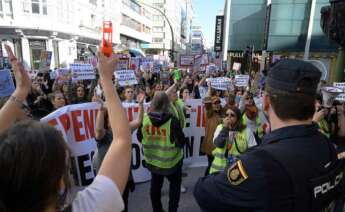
235,75,250,87
114,70,138,87
40,100,208,186
124,99,207,183
41,103,101,189
70,64,95,80
206,77,231,91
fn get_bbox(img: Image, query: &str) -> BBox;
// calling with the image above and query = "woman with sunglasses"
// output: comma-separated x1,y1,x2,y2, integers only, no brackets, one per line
209,106,257,174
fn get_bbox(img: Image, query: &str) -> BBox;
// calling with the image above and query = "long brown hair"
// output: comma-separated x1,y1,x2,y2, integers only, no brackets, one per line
0,120,71,212
226,106,246,131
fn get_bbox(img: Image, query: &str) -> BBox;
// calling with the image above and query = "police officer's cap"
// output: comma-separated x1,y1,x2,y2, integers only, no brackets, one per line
266,59,321,95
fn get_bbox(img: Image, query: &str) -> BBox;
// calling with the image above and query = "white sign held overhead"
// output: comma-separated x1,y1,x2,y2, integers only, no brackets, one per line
70,63,95,81
333,82,345,91
114,70,138,87
206,77,231,91
235,75,250,87
180,55,195,66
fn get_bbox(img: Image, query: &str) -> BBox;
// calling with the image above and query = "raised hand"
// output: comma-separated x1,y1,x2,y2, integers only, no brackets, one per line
97,51,117,84
4,44,31,98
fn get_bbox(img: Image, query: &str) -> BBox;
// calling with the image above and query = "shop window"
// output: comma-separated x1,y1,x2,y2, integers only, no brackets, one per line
29,40,46,70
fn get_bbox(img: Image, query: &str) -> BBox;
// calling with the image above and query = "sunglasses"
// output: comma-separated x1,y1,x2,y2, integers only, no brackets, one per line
226,112,236,118
212,101,221,105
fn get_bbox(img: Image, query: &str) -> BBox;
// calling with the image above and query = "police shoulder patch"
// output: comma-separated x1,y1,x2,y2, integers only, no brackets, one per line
227,160,248,185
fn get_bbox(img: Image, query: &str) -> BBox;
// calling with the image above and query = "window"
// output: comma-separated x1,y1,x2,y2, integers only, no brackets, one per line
90,14,95,26
89,0,97,5
42,0,47,14
121,14,142,32
0,0,3,18
153,27,164,32
31,0,39,14
153,38,163,43
4,0,12,18
29,40,46,70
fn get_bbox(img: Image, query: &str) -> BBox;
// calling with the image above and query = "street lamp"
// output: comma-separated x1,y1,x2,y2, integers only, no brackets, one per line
132,0,175,62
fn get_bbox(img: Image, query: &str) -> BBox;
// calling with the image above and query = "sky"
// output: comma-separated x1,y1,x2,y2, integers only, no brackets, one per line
192,0,225,47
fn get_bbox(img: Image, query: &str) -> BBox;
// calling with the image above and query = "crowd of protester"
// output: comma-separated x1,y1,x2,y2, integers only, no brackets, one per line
0,43,345,212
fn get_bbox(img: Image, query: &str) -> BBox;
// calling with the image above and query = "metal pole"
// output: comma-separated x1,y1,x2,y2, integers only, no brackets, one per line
261,0,271,72
134,0,175,62
304,0,316,60
334,47,345,82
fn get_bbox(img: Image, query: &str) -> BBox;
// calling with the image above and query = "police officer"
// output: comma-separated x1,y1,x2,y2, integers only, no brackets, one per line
194,59,344,212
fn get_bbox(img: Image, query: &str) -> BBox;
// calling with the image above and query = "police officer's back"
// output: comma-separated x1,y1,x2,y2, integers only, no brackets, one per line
193,59,344,212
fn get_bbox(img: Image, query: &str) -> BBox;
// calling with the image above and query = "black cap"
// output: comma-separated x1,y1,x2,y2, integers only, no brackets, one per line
266,59,321,95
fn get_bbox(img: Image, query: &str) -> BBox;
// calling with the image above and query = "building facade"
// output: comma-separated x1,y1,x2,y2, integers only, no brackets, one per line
0,0,152,70
222,0,339,79
142,0,193,61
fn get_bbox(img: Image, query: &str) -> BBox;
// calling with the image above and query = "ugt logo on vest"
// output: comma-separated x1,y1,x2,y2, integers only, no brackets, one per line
145,125,167,142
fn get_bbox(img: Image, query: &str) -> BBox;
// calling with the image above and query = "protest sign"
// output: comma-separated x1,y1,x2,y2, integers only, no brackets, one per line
201,54,209,66
130,57,140,72
153,60,162,73
140,57,154,72
334,82,345,102
180,55,195,66
39,51,52,72
232,62,241,72
334,82,345,91
116,55,130,70
41,103,101,189
207,64,218,74
235,75,250,87
70,63,95,81
57,68,70,79
114,70,138,87
0,69,15,97
206,77,231,91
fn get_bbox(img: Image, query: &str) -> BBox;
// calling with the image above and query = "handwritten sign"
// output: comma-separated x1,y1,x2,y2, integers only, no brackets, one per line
206,77,231,91
235,75,249,87
114,70,138,87
180,55,195,66
70,63,95,80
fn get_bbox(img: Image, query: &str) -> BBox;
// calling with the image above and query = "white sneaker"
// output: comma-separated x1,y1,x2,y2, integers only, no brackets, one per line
180,185,187,193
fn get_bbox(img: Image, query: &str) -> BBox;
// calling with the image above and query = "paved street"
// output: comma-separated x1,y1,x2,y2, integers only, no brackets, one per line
128,167,205,212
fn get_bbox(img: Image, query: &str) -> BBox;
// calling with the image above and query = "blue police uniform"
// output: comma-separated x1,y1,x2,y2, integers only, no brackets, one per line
194,59,344,212
194,124,343,212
